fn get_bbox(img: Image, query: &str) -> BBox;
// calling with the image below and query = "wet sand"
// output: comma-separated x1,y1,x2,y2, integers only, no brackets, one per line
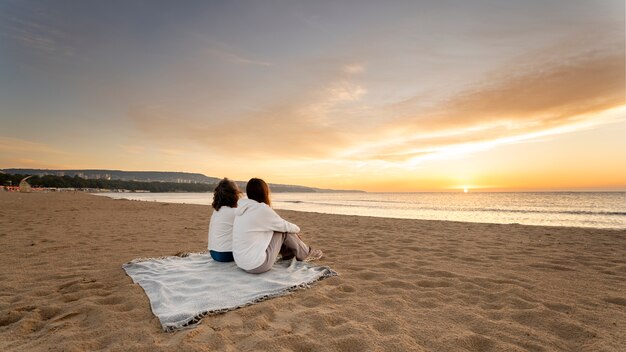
1,191,625,351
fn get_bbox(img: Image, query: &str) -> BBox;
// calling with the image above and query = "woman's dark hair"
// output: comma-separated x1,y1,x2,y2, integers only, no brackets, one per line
212,178,241,211
246,178,271,206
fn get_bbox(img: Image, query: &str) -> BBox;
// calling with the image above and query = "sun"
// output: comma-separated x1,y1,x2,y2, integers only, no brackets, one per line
463,187,468,193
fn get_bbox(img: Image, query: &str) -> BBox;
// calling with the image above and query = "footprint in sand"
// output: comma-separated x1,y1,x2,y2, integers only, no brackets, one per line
416,279,453,288
603,297,626,306
0,310,25,327
338,285,356,293
543,302,573,313
528,263,576,272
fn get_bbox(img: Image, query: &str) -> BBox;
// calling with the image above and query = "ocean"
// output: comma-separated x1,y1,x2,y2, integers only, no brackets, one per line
95,192,626,229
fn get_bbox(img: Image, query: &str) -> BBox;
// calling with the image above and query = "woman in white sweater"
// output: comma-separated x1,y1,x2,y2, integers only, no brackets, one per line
232,178,323,273
208,178,241,262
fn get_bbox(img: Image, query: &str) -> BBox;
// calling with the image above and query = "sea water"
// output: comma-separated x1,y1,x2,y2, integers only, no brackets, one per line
96,192,626,229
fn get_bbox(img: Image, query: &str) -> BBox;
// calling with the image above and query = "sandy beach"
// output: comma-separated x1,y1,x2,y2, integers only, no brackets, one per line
1,191,625,351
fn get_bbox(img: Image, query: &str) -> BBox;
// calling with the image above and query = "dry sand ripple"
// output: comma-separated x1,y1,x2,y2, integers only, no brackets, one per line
0,192,625,351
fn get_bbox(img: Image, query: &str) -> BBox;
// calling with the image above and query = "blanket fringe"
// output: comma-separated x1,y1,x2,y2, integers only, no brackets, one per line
123,251,209,266
165,267,338,332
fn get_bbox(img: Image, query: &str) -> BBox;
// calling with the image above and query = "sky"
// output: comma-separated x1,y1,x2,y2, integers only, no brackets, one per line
0,0,624,192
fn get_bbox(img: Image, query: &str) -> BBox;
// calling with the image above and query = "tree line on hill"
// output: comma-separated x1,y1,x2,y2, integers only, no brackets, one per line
0,173,216,192
1,168,220,184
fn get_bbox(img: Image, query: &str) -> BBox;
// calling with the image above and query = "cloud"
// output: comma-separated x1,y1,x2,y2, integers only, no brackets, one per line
0,137,68,169
130,36,624,166
343,63,365,74
393,48,622,124
0,8,77,59
119,144,145,154
128,61,374,159
0,137,64,154
326,81,367,102
361,45,625,163
159,148,186,156
206,47,272,67
129,98,351,159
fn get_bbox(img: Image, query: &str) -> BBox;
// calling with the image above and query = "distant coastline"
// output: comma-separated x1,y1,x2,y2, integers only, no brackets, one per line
0,168,365,193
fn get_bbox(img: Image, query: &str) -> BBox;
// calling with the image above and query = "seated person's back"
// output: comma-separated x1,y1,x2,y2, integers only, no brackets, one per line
208,178,241,262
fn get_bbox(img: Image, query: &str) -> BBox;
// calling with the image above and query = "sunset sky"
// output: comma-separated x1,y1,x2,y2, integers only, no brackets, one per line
1,0,624,191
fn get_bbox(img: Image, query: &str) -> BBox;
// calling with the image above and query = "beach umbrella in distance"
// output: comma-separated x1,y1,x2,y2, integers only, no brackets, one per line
19,176,33,193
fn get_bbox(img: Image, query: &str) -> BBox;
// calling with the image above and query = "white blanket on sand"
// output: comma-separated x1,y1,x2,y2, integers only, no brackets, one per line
123,252,337,331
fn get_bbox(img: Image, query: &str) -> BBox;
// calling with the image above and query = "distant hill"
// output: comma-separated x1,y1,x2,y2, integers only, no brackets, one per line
1,168,364,193
1,168,218,184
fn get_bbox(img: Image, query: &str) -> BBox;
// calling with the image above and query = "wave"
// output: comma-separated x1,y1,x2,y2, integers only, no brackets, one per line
460,208,626,216
280,200,365,208
277,200,626,217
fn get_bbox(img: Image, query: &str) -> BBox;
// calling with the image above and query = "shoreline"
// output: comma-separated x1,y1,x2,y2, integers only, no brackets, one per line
1,192,625,351
92,192,626,231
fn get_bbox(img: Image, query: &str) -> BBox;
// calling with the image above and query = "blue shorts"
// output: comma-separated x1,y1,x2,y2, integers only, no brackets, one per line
209,250,234,262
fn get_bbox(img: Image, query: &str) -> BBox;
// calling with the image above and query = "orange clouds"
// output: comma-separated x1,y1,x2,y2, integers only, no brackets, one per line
0,137,64,154
356,45,625,163
438,50,623,124
129,101,351,159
